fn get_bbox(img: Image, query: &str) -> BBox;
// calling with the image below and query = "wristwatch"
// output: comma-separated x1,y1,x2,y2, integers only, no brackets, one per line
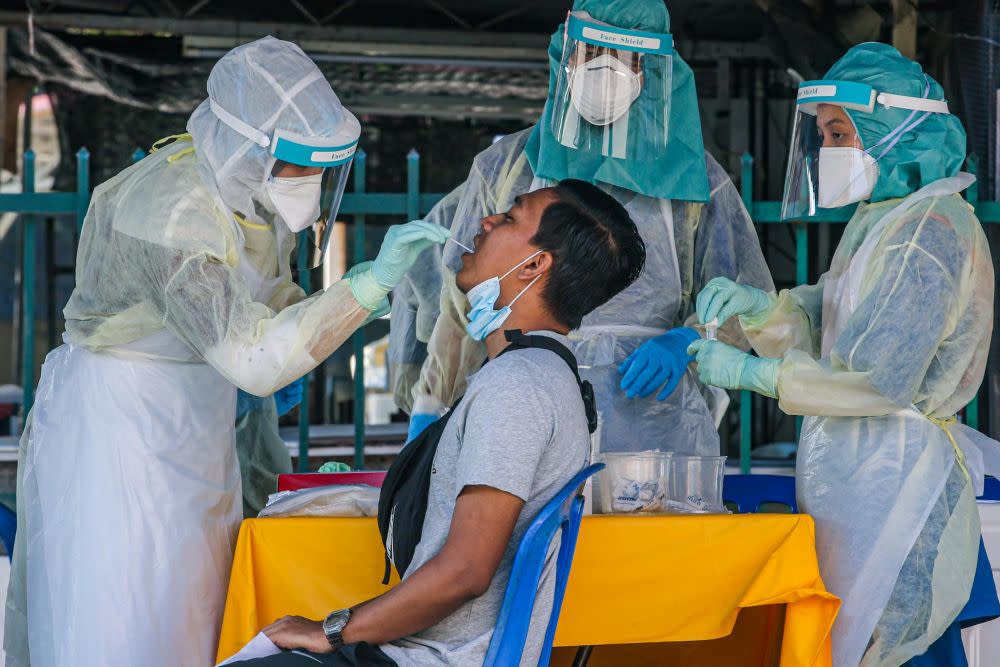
322,608,352,650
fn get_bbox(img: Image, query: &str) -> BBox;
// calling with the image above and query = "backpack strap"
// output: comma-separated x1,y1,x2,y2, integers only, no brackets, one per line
500,330,598,434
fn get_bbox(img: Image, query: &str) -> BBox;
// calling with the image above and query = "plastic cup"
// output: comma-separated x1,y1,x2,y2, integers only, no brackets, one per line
669,455,727,512
593,451,672,515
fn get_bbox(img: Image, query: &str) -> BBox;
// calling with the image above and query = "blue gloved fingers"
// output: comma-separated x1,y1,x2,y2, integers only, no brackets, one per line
619,350,652,391
274,378,305,417
655,365,685,401
633,362,670,398
618,347,641,375
626,359,665,398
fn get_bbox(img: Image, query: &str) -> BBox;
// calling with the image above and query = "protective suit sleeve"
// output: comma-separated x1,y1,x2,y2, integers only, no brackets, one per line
775,210,964,417
388,184,464,412
741,279,825,359
411,268,487,413
131,238,368,397
685,157,775,351
235,396,292,517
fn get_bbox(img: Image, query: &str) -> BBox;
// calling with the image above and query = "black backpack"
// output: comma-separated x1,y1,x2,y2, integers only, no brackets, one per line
377,330,597,584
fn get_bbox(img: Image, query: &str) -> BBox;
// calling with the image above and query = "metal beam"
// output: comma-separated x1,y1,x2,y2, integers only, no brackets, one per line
423,0,472,30
182,34,546,62
677,40,775,63
288,0,320,27
342,93,544,121
0,10,549,50
320,0,356,26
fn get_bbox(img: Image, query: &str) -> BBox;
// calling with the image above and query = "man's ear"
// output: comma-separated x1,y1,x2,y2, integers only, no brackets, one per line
517,251,553,279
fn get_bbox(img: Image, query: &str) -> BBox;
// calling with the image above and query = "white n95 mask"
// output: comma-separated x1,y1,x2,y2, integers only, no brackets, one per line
569,54,642,127
817,147,879,209
465,250,543,342
260,173,323,233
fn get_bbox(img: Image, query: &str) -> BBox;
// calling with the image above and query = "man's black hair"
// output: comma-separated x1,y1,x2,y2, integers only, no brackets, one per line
530,179,646,329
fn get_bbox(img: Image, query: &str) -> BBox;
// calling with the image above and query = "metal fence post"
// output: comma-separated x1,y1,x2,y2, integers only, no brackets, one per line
406,149,420,221
21,150,36,416
738,153,754,474
296,234,312,472
352,150,368,470
965,154,980,430
76,148,90,234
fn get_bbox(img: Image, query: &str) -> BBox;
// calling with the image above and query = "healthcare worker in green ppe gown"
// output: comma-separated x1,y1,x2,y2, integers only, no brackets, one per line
690,43,1000,667
389,0,773,457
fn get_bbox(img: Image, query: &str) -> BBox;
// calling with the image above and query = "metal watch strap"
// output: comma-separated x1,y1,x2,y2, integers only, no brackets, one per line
322,608,351,649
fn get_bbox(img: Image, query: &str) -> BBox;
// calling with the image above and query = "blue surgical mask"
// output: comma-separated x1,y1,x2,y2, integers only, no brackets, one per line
465,251,542,342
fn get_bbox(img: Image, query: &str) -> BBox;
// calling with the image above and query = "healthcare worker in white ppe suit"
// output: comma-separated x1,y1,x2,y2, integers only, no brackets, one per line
4,37,448,667
390,0,773,456
690,43,1000,667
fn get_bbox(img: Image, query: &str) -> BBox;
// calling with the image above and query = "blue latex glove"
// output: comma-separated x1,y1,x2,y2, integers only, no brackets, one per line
350,221,450,310
687,339,781,399
274,377,305,417
407,413,440,442
696,277,774,328
235,389,264,421
619,327,701,400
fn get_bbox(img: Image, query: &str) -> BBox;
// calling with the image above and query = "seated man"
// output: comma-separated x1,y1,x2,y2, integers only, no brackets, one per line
231,179,646,666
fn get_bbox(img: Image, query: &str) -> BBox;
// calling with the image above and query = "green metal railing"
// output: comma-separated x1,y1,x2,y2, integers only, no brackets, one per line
11,148,91,415
7,147,993,474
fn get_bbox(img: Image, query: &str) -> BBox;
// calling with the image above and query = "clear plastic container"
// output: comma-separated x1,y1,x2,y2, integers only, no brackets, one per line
593,451,672,514
669,455,727,513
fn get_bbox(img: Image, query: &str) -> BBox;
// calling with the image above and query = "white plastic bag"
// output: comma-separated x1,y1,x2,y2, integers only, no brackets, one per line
258,484,380,518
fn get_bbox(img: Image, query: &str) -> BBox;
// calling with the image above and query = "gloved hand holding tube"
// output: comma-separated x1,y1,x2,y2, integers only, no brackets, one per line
687,339,780,399
696,276,775,328
349,220,451,311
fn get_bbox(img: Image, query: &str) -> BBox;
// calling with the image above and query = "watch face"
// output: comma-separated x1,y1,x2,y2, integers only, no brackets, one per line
325,608,350,636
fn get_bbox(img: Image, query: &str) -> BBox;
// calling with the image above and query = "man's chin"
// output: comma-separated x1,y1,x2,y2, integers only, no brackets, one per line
455,268,471,295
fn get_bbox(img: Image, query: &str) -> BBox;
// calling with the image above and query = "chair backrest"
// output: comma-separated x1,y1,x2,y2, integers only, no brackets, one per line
483,463,604,667
979,475,1000,502
723,474,798,513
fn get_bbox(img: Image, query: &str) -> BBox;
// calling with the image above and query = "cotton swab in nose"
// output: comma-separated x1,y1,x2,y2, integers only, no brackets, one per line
449,237,474,253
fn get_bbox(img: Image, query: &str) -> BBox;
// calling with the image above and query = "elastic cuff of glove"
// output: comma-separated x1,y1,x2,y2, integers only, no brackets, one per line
749,357,781,400
349,268,390,312
413,394,446,416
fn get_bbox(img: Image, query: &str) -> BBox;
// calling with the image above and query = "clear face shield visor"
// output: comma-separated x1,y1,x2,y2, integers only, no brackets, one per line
780,79,951,220
549,12,673,161
268,130,357,268
208,99,360,268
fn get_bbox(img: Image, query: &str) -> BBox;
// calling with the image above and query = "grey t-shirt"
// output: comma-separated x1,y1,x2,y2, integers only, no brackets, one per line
381,331,591,666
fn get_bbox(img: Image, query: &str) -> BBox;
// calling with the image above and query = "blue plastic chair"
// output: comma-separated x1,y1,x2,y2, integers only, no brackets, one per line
723,474,798,513
0,504,15,561
482,463,604,667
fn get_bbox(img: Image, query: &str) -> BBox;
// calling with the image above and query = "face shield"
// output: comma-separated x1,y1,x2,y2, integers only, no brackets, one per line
209,99,360,267
549,12,673,161
781,79,950,220
268,130,356,267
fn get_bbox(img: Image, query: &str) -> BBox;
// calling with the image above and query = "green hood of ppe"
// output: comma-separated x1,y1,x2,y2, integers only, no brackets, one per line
525,0,710,202
824,42,967,202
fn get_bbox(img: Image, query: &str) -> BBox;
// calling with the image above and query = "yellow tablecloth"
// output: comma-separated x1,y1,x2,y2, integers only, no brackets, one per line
217,514,838,666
